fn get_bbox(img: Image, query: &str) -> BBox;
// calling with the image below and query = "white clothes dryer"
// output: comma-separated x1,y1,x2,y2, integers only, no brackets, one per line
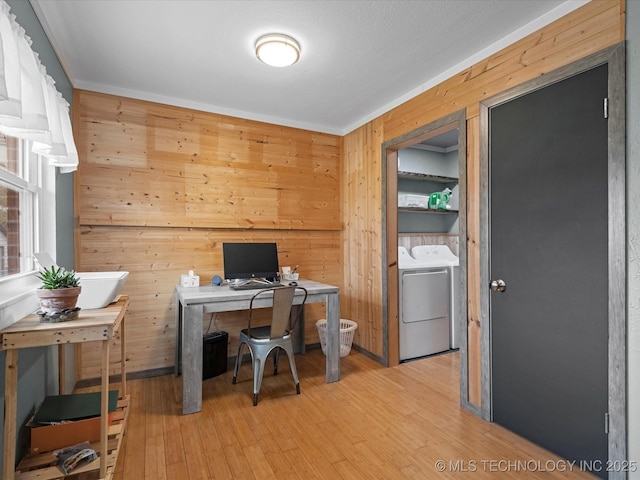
398,246,457,361
411,245,459,350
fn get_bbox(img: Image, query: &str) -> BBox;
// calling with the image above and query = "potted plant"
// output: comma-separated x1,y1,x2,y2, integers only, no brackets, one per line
36,266,82,313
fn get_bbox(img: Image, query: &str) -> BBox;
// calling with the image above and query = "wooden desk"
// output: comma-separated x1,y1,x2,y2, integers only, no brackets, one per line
0,296,129,480
175,279,340,415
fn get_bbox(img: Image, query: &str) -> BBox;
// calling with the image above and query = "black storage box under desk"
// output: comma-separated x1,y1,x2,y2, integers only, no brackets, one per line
203,331,228,380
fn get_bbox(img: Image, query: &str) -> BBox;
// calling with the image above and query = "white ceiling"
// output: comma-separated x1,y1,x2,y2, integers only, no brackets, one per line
30,0,585,136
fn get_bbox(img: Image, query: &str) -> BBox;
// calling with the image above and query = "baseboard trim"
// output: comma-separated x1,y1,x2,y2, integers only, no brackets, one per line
75,343,383,389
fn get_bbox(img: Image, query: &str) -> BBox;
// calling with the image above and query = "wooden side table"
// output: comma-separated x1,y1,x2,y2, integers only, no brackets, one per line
0,295,129,480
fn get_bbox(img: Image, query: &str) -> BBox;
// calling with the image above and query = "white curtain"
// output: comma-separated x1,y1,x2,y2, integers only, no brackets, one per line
0,0,78,173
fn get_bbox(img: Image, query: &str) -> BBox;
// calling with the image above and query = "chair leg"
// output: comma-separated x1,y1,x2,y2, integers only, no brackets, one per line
273,347,279,375
232,342,245,384
252,355,268,406
281,341,300,395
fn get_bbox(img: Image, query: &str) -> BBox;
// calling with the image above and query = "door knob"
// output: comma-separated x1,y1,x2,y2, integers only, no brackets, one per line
490,279,507,292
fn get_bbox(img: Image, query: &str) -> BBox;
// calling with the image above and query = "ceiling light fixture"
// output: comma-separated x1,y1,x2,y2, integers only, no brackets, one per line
255,33,301,67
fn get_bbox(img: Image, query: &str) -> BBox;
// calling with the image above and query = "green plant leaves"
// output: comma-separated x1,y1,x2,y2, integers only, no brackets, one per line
36,265,80,289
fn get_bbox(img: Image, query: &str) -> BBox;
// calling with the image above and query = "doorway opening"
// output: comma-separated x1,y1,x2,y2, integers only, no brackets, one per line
382,109,470,407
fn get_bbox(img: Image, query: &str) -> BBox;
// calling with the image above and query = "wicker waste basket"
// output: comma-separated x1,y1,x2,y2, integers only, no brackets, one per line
316,319,357,357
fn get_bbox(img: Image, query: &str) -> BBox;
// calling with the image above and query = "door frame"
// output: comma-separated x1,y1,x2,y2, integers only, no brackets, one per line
381,109,468,381
479,43,626,467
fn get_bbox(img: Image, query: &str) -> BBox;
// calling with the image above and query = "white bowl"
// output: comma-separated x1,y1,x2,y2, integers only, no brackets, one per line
76,271,129,309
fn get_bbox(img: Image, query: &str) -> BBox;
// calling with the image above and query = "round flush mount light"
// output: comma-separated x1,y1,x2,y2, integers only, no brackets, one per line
255,33,301,67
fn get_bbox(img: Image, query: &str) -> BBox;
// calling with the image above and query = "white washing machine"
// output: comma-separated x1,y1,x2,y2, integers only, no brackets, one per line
398,246,454,361
411,245,459,350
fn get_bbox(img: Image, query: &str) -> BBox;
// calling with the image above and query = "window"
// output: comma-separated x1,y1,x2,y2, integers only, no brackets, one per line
0,133,46,279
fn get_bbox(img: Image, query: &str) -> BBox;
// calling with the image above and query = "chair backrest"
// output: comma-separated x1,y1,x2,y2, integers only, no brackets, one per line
249,286,308,339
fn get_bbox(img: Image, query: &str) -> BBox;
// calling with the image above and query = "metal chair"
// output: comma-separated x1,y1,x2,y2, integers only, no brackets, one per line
232,285,308,405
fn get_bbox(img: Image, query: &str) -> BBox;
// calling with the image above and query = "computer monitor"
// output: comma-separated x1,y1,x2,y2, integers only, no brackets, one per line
222,242,280,281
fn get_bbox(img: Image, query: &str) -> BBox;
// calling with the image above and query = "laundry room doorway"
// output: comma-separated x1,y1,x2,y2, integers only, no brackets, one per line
382,109,469,404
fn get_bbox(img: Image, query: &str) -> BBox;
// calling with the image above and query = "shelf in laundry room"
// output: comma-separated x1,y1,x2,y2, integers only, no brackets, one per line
398,206,459,214
397,171,458,184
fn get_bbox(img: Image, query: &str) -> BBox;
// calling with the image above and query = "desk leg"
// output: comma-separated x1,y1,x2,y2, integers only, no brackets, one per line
58,344,66,395
325,293,340,383
182,304,203,414
120,315,127,398
3,349,18,480
100,339,110,478
174,292,182,376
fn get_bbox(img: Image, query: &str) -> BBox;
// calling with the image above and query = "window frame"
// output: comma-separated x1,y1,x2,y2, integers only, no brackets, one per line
0,136,57,321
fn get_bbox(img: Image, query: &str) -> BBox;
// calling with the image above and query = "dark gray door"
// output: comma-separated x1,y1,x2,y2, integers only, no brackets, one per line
490,64,608,474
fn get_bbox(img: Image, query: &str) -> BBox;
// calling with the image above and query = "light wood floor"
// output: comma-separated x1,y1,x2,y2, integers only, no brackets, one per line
100,349,598,479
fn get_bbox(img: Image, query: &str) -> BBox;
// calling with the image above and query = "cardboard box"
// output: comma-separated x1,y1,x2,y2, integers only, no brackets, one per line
30,390,118,454
30,413,115,454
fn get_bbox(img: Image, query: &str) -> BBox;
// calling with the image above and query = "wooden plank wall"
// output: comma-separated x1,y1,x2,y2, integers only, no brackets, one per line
73,91,342,379
342,119,385,358
341,0,625,408
466,117,481,404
